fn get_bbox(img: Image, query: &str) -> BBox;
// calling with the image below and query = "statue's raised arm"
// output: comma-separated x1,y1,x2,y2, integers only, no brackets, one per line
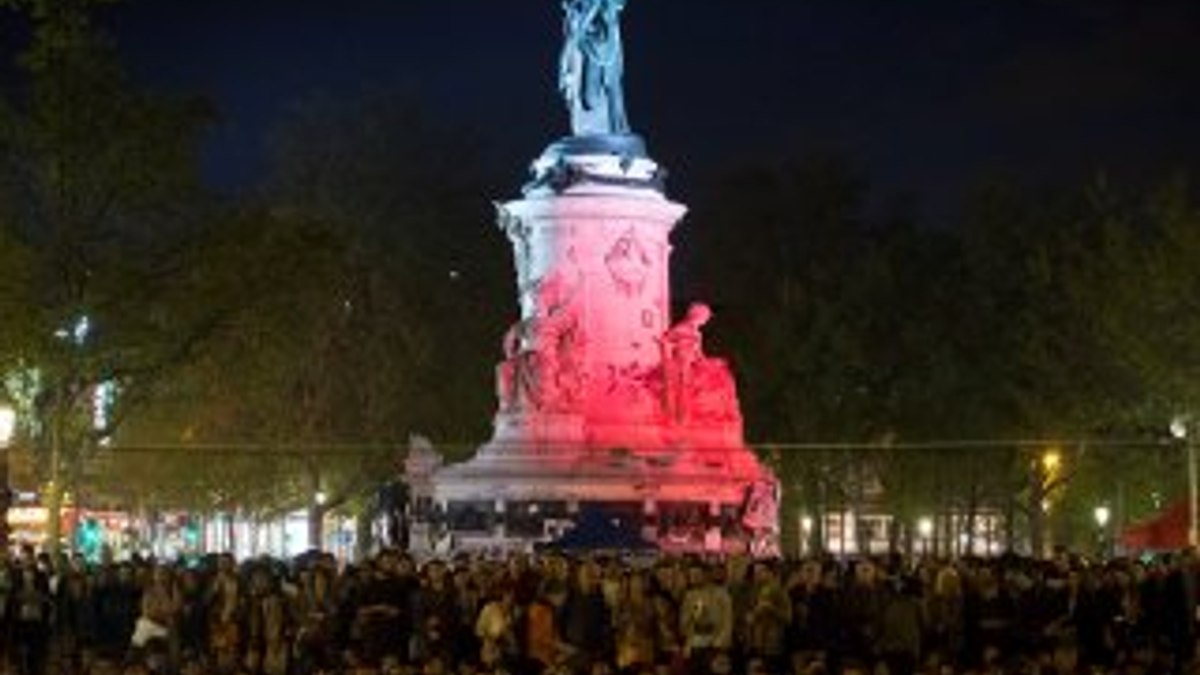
559,0,630,137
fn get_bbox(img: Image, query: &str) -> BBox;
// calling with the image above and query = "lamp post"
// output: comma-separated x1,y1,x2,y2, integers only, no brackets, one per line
0,401,16,553
798,514,814,557
309,487,329,552
1042,449,1062,475
1094,505,1111,558
1171,417,1197,548
918,516,934,556
1032,448,1063,558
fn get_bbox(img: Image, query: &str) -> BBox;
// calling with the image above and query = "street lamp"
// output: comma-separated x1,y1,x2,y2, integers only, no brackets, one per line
1094,505,1112,558
918,516,934,556
1171,416,1197,548
797,515,815,557
918,517,934,538
1042,450,1062,473
1171,417,1188,442
0,400,16,553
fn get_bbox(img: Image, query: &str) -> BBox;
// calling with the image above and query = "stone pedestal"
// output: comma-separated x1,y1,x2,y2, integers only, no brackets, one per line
419,136,778,555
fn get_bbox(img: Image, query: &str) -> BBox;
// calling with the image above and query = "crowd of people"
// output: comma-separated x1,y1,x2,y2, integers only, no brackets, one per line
0,544,1198,675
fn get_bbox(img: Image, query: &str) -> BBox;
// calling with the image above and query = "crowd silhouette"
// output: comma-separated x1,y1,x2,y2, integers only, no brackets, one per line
0,544,1197,675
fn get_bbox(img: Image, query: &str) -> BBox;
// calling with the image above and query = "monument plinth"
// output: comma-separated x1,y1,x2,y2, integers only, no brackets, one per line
413,0,777,554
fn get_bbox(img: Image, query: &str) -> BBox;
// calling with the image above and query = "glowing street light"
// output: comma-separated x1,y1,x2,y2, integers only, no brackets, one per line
1094,505,1113,558
1041,449,1062,474
796,514,816,557
917,516,935,556
314,490,328,507
0,404,15,447
1171,416,1188,441
918,517,934,539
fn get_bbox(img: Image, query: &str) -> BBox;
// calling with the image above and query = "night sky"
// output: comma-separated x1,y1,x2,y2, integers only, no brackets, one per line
95,0,1200,220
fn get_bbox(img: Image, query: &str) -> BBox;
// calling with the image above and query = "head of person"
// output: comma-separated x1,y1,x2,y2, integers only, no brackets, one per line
753,562,776,585
380,656,404,675
480,639,503,668
576,559,599,591
838,658,868,675
426,559,448,585
626,570,647,600
853,560,875,587
90,658,122,675
152,565,173,586
934,566,960,597
726,555,749,583
543,579,568,607
709,651,733,675
376,550,400,576
422,655,447,675
801,560,823,586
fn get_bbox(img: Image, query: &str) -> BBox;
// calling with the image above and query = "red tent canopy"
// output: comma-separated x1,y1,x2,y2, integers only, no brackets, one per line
1120,499,1190,551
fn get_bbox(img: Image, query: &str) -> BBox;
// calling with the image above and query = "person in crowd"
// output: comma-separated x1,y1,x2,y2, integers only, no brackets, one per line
416,559,458,663
613,571,656,672
838,560,884,667
176,567,209,663
679,562,733,671
294,562,338,674
744,562,791,669
877,576,922,675
356,549,415,667
138,565,180,652
208,553,242,672
12,562,52,675
965,565,1016,669
561,560,612,668
476,585,518,668
57,565,98,672
923,564,965,669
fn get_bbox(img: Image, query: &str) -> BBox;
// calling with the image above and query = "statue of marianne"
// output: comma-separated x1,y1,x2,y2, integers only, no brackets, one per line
559,0,630,137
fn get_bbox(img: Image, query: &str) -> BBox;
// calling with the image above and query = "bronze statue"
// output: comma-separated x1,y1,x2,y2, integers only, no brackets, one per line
560,0,630,136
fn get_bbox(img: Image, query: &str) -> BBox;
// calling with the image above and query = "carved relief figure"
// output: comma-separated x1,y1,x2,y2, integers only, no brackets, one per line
659,303,740,424
601,361,661,418
741,480,779,532
496,329,522,413
660,303,711,423
605,229,651,297
496,205,536,305
497,273,586,413
688,358,740,423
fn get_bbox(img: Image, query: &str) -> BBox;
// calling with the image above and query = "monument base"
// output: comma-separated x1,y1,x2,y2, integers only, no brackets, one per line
413,439,776,556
